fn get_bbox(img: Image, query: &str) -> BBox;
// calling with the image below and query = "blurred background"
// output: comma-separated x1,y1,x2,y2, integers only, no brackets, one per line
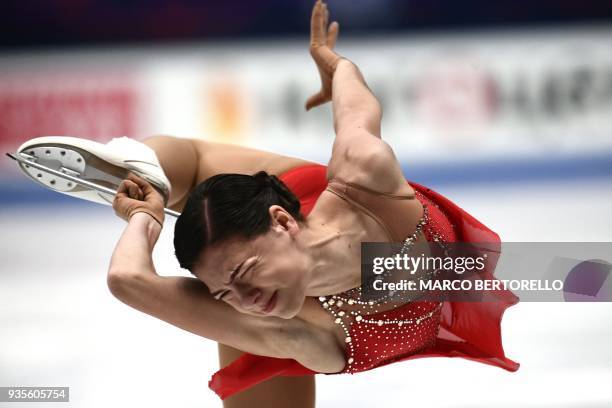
1,0,611,407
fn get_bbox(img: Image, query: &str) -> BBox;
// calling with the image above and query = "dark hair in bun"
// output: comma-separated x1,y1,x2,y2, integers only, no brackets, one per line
174,171,304,273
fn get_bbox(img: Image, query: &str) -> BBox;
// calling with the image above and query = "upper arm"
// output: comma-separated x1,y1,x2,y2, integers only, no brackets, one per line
327,130,408,195
107,272,306,361
190,140,316,183
145,135,316,212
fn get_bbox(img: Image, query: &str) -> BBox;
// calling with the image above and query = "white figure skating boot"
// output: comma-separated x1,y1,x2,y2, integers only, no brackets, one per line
12,136,174,214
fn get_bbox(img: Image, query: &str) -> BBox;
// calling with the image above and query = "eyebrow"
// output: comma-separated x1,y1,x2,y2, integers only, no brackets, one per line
210,259,247,299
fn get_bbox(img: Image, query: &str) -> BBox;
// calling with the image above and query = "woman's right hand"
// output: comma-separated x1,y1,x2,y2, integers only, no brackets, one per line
305,0,343,111
113,174,165,226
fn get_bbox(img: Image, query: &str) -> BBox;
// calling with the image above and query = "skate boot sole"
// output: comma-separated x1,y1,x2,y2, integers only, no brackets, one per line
15,142,174,215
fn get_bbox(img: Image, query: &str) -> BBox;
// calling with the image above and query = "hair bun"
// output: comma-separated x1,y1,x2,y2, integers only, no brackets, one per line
253,171,285,194
253,171,274,187
252,171,301,215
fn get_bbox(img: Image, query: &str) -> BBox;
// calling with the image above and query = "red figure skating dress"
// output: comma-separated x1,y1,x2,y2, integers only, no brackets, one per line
209,164,519,399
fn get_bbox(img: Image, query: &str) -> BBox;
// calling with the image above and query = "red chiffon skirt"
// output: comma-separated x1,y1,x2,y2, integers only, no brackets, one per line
209,164,520,400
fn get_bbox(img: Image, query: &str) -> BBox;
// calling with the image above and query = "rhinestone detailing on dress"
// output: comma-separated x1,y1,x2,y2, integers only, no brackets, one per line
317,189,457,373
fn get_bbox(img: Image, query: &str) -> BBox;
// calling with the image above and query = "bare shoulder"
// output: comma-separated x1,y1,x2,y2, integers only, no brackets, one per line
327,132,413,196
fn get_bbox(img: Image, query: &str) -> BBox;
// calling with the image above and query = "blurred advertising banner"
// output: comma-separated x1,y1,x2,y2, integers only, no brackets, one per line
0,72,141,153
1,27,611,170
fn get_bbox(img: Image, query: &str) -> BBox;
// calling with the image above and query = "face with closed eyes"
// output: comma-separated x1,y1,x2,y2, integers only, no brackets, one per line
193,206,310,319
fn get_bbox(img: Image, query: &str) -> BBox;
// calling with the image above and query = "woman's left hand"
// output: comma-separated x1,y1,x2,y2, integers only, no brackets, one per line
305,0,343,111
113,174,165,226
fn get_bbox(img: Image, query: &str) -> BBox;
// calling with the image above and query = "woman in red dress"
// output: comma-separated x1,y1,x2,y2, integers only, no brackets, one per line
103,1,519,406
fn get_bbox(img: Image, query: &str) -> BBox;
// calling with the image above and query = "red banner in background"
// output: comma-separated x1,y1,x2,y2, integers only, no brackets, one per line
0,72,140,165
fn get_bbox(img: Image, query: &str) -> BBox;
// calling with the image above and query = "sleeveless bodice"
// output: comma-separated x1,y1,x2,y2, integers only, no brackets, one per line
318,180,457,373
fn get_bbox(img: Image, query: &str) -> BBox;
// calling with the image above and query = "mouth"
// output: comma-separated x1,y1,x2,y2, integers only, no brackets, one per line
261,291,278,314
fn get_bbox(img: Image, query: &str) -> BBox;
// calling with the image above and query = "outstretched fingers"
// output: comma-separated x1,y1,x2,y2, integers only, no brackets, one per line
306,1,342,111
310,0,328,47
327,21,339,49
322,2,329,31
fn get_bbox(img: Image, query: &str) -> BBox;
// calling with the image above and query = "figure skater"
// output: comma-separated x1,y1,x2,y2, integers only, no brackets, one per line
14,1,519,407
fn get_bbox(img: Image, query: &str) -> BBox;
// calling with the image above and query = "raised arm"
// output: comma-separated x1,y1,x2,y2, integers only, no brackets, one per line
106,176,344,372
331,60,382,138
306,0,406,195
306,0,380,137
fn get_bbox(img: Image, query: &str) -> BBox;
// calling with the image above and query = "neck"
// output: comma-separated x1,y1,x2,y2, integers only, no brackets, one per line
298,214,361,296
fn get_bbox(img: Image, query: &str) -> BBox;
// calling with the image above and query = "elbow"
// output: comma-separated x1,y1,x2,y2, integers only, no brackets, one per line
107,269,138,300
107,269,157,315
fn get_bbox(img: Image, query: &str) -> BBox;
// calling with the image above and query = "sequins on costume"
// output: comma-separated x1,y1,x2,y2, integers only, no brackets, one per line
317,183,456,373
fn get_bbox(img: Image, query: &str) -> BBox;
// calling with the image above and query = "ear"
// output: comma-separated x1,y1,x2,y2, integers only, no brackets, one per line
268,205,300,236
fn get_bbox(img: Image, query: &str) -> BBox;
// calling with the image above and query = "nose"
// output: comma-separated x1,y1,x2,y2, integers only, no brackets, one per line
238,287,263,310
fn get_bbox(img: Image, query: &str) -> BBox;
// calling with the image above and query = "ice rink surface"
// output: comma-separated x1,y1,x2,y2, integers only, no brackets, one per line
1,177,612,407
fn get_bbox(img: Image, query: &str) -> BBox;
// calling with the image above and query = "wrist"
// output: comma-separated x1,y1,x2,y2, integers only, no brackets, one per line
335,58,353,72
130,212,163,233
